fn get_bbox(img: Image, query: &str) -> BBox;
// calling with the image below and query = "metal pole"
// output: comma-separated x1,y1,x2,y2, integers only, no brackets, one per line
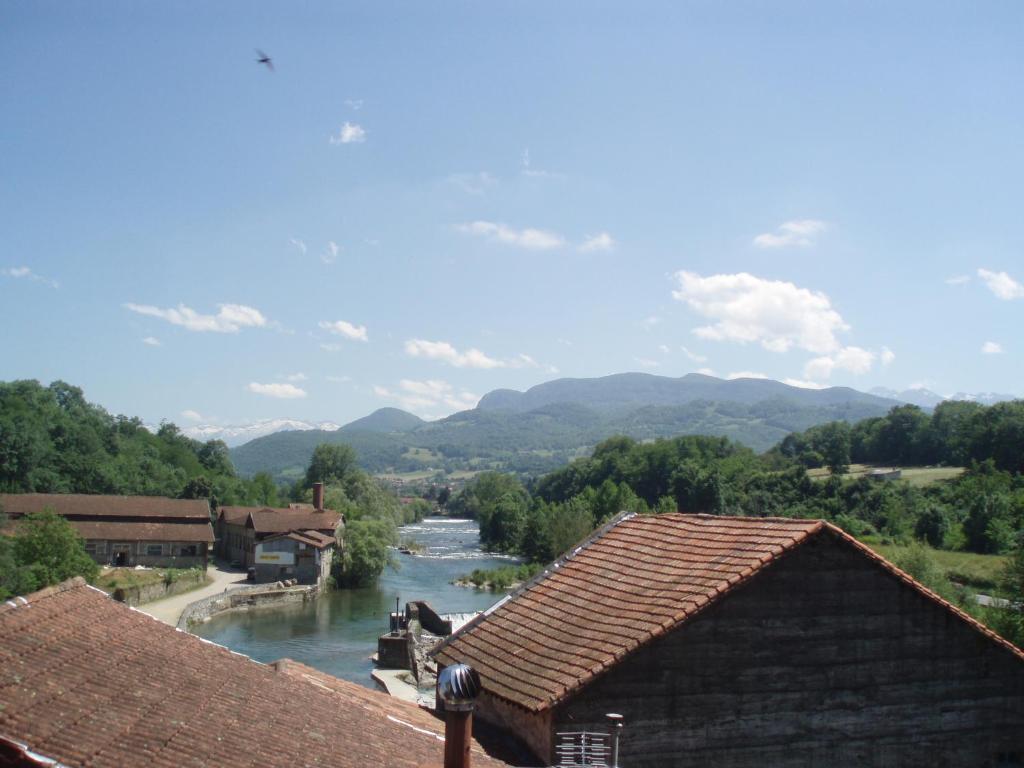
606,713,623,768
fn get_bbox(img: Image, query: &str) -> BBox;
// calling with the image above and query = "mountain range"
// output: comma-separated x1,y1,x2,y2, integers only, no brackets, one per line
869,387,1018,409
229,373,938,481
182,418,342,447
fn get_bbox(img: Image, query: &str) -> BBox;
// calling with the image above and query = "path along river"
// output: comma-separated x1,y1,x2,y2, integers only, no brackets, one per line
192,517,514,686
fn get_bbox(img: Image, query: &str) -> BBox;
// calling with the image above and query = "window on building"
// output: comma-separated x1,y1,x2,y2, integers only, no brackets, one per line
179,545,197,556
84,543,97,555
146,544,163,557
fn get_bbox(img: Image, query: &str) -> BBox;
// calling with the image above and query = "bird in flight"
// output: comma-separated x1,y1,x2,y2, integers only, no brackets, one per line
256,49,274,72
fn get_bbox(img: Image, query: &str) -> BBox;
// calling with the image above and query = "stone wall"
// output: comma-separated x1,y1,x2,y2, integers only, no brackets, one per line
178,583,319,630
556,533,1024,768
111,570,208,607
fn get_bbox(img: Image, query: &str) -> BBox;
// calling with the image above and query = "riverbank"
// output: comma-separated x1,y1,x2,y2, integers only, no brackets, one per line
178,581,319,629
453,562,543,591
136,561,248,625
191,517,512,688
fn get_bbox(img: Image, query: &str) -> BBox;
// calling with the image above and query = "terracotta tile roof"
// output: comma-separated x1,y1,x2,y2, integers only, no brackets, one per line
263,529,337,549
248,508,342,534
218,506,342,533
0,493,211,520
71,520,214,543
0,579,512,768
434,512,1024,713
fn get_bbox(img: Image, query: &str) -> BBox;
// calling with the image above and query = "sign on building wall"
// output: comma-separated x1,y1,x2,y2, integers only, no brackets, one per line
255,550,295,565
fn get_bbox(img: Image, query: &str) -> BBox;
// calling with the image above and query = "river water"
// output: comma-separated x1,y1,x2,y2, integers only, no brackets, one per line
192,517,514,686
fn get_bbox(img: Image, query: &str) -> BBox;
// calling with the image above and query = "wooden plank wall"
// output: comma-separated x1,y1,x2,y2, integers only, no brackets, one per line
557,534,1024,768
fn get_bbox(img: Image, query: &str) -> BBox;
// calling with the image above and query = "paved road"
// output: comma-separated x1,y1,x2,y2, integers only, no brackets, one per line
137,561,248,626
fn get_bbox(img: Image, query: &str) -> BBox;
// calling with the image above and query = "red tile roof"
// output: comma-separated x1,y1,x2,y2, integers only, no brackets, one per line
433,512,1024,713
248,508,342,534
0,579,511,768
219,506,342,533
71,520,214,543
0,493,210,520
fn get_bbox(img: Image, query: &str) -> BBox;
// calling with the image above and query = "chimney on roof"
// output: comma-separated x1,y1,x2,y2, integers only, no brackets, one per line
313,482,324,511
437,664,481,768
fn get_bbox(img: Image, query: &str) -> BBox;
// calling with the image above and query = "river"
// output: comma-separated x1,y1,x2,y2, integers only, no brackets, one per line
192,517,514,686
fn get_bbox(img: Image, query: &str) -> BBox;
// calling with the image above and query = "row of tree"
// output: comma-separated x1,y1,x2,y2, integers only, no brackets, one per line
776,400,1024,473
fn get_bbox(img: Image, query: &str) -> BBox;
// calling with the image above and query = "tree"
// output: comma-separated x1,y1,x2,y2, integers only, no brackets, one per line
6,509,98,595
305,443,358,487
817,422,851,476
249,471,280,507
333,518,395,586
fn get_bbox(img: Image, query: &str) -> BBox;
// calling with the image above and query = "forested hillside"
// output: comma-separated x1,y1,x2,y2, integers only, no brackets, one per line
231,395,896,480
0,380,278,508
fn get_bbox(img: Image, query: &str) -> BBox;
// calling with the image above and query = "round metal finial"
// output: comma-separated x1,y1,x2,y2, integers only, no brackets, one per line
437,664,481,712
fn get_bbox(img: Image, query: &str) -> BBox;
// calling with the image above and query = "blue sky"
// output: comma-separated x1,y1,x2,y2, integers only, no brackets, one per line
2,2,1022,427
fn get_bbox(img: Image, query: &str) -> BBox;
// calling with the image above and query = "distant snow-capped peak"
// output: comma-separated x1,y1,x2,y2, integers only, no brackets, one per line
182,418,341,446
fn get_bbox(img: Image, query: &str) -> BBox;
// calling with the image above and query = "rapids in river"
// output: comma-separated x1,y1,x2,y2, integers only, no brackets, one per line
192,517,514,686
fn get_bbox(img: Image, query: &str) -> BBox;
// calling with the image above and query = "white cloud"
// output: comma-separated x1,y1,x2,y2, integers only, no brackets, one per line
672,271,848,355
752,220,826,249
977,268,1024,300
330,122,366,144
803,346,875,381
447,172,497,196
880,346,895,366
124,302,268,333
142,336,161,347
982,341,1004,355
727,371,768,380
344,99,363,111
579,232,615,253
247,382,307,399
375,379,478,416
945,274,970,286
634,358,660,369
680,346,708,364
404,338,503,369
2,265,58,288
289,238,307,255
641,315,660,330
181,409,204,422
784,378,828,390
285,372,307,382
319,320,368,342
696,367,716,376
513,353,541,369
658,344,671,355
322,241,340,264
520,148,565,180
457,221,564,251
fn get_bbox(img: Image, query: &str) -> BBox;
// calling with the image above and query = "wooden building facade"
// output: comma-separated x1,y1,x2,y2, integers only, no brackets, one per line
0,493,213,570
215,505,341,568
434,513,1024,767
253,529,335,586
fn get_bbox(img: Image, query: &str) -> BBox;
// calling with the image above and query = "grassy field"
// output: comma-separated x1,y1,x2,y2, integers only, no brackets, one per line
860,540,1008,593
808,464,965,487
376,468,481,482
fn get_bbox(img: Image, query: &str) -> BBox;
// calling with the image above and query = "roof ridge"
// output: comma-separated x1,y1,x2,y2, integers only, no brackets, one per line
1,576,88,613
539,518,824,710
431,510,638,660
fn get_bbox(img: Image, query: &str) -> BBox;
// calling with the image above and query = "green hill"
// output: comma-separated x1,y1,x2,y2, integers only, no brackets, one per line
230,374,902,481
